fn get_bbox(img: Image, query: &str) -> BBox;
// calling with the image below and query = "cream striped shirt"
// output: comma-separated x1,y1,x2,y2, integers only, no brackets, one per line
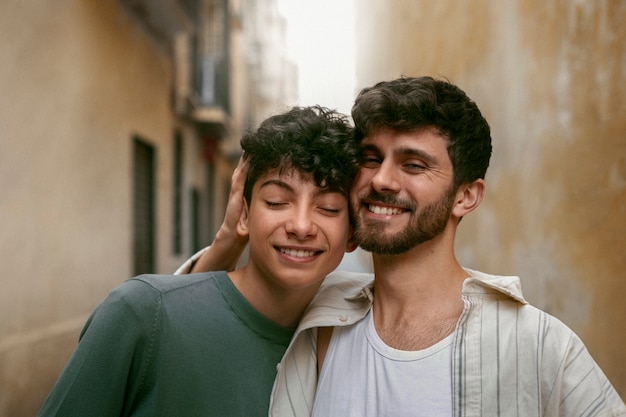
269,269,626,417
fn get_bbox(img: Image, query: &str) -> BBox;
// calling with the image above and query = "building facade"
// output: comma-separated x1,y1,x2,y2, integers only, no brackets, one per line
0,0,295,415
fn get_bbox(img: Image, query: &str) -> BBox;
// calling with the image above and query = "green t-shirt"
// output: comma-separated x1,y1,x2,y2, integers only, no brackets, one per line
38,271,295,417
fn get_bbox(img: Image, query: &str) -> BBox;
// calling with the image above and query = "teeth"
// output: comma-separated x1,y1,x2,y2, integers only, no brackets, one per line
368,204,403,215
280,248,316,258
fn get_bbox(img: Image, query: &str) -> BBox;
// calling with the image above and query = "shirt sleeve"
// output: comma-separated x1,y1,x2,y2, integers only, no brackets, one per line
173,247,209,275
543,325,626,416
37,280,162,417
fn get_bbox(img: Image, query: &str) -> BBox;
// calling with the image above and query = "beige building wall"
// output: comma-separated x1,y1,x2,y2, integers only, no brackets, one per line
354,0,626,397
0,0,296,414
1,1,187,414
0,0,173,416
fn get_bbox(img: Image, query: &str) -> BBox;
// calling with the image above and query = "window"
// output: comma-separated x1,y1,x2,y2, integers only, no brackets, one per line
172,131,183,255
191,187,201,254
206,161,216,242
133,136,156,275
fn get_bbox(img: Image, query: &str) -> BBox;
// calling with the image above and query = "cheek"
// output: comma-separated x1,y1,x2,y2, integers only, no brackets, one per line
351,169,372,192
247,210,280,234
323,217,351,246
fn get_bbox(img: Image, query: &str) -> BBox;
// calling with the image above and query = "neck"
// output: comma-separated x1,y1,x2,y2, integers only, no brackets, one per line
370,225,468,326
227,267,317,328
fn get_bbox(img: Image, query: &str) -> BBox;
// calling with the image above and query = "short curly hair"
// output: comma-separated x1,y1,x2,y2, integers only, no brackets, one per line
242,105,359,204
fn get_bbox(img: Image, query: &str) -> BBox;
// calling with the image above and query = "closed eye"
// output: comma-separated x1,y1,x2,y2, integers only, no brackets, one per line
361,155,381,168
265,200,287,208
404,162,427,171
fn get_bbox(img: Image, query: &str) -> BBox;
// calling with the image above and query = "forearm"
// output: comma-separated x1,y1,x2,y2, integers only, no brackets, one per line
189,231,247,273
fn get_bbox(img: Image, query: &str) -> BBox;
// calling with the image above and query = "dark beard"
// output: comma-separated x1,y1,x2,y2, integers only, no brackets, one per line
353,186,456,255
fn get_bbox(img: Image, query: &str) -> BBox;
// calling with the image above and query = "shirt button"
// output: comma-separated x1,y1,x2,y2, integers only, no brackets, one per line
339,315,349,322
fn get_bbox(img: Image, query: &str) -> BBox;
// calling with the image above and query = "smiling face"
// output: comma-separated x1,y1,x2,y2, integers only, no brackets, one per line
351,128,457,255
240,167,353,296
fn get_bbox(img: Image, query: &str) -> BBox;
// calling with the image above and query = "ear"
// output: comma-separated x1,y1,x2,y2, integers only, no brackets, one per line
451,179,485,219
345,229,358,253
236,200,251,237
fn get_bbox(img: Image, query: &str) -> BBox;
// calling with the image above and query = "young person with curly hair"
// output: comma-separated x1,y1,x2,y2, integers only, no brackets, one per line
38,106,359,417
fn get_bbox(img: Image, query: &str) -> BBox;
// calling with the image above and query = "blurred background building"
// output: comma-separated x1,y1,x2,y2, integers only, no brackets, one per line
1,0,624,415
1,0,296,414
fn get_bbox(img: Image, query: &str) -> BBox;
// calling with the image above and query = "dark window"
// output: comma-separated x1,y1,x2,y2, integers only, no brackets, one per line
133,136,156,275
206,161,216,242
191,187,201,254
172,131,183,255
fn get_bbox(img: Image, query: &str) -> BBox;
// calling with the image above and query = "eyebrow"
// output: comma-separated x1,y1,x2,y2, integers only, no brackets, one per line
259,179,295,193
259,179,343,197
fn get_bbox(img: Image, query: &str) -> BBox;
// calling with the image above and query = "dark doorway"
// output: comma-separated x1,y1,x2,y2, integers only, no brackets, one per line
133,136,156,275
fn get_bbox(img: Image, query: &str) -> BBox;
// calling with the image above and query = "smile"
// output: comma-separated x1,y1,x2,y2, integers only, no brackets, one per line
278,248,319,258
366,204,404,215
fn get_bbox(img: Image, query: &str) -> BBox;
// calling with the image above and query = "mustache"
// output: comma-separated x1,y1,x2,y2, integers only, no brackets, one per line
358,191,416,211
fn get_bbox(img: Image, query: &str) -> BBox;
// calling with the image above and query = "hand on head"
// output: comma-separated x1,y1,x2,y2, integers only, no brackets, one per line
190,155,249,273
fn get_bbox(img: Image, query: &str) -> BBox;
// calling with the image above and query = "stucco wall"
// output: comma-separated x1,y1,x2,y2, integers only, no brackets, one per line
355,0,625,396
0,1,176,414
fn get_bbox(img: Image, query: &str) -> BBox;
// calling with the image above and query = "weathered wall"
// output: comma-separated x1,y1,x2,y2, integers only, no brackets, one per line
0,1,176,414
355,0,625,397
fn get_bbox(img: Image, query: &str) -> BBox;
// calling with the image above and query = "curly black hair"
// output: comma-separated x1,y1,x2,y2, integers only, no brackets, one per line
242,105,359,204
352,76,492,188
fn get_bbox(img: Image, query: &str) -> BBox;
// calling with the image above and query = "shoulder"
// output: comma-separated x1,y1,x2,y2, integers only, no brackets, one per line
128,271,224,294
461,269,582,346
97,272,224,318
315,270,374,305
462,268,527,303
322,270,374,292
298,271,374,329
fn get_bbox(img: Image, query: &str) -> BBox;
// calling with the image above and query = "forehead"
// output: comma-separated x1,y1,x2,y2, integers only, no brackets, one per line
362,128,450,158
255,166,307,184
254,167,341,196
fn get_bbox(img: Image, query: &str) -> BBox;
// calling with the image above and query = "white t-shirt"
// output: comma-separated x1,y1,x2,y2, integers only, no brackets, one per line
312,307,453,417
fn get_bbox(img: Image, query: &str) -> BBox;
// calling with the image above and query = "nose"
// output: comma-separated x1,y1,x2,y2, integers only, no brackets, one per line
285,206,317,239
369,160,401,193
